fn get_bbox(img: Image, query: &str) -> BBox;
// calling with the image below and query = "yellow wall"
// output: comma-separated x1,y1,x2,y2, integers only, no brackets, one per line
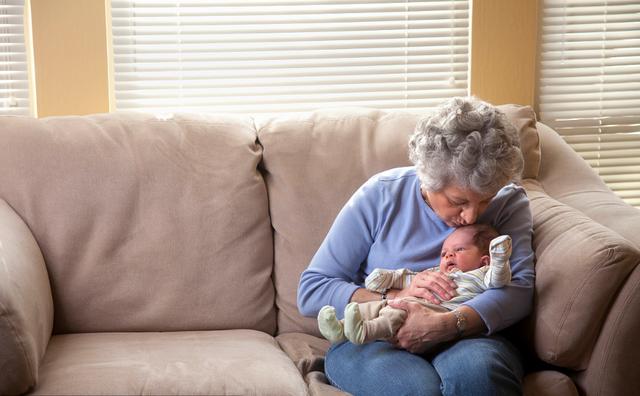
28,0,539,116
30,0,109,117
470,0,539,107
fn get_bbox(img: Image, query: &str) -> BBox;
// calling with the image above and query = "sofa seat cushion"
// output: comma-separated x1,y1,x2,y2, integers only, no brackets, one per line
523,371,578,396
30,330,308,396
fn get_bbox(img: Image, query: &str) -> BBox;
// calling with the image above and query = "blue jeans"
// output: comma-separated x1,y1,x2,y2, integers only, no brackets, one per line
324,336,523,396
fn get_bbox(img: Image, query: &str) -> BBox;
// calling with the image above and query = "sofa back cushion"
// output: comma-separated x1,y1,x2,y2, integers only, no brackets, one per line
259,106,541,335
0,113,276,334
258,109,416,334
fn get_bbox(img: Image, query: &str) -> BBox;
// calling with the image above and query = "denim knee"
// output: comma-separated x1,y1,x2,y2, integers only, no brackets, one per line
433,335,523,396
325,341,441,396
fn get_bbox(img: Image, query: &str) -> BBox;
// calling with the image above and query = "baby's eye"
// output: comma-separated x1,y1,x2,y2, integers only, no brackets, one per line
455,247,466,252
440,251,446,257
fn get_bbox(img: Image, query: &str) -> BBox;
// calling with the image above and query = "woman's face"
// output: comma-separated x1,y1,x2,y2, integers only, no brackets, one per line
423,185,495,227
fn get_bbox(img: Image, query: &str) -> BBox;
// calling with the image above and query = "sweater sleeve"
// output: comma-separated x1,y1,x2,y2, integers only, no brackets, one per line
297,178,382,318
465,188,535,334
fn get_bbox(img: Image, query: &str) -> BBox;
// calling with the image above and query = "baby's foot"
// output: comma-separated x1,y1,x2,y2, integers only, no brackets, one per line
343,302,366,345
318,306,346,343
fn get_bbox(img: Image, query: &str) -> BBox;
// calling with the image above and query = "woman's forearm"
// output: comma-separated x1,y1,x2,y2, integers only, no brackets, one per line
352,287,488,338
350,287,408,303
452,305,488,337
385,299,489,354
350,287,384,303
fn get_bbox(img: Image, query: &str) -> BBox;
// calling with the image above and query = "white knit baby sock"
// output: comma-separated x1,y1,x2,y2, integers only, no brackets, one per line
343,302,366,345
485,235,512,288
365,268,416,293
317,306,346,343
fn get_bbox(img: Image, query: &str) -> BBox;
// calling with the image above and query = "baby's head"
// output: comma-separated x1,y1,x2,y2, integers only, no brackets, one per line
440,224,498,273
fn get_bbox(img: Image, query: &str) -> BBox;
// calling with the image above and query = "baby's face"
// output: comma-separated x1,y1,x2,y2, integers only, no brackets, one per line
439,228,489,273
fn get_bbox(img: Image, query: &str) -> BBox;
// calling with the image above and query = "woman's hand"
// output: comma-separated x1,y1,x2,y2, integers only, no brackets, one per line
393,270,457,304
387,299,457,354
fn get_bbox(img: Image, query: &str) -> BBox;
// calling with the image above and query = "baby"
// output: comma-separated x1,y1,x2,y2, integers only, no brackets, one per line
317,223,512,345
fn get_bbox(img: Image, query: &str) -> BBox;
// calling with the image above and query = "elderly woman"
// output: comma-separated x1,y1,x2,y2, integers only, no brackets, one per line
297,97,535,395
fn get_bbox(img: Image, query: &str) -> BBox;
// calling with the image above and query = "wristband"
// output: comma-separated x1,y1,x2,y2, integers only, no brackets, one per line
452,309,467,338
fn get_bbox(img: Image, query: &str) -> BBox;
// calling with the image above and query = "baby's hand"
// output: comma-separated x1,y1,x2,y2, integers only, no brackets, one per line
395,270,457,304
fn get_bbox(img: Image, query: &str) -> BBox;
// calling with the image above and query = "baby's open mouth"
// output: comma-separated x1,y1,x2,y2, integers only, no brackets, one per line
445,262,457,273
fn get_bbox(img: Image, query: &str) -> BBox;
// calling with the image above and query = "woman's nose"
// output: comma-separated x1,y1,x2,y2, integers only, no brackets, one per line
461,207,478,224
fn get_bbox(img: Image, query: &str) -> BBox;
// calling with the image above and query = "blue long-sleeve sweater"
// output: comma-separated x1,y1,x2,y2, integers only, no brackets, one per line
297,167,535,334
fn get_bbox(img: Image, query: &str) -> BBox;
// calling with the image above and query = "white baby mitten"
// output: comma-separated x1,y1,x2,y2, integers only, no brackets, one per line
484,235,512,288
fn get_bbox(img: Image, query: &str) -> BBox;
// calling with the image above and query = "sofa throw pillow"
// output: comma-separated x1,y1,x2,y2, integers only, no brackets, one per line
522,180,638,369
497,104,540,180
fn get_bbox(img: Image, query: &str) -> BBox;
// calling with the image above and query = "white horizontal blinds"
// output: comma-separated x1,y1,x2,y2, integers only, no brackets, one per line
538,0,640,207
0,0,29,115
110,0,469,115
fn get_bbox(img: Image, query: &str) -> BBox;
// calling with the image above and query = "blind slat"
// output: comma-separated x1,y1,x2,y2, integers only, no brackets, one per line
538,0,640,208
114,97,460,115
110,0,469,115
0,0,30,116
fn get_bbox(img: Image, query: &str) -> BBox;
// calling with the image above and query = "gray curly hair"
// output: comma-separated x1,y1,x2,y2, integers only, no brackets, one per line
409,97,524,195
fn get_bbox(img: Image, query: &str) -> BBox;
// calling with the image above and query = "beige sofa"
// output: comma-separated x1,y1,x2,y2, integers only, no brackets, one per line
1,106,638,396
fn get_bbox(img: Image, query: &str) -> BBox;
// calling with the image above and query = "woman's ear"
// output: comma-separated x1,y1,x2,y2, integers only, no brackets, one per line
481,255,491,266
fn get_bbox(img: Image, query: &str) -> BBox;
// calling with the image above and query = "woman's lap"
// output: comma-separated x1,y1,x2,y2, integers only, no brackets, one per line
324,336,523,396
325,340,441,396
432,336,524,396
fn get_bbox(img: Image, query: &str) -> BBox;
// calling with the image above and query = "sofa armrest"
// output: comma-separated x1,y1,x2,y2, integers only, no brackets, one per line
535,122,640,248
573,264,640,396
0,199,53,395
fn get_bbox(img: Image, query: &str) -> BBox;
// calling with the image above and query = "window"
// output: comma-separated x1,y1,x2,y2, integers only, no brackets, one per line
0,0,30,116
537,0,640,207
110,0,469,115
